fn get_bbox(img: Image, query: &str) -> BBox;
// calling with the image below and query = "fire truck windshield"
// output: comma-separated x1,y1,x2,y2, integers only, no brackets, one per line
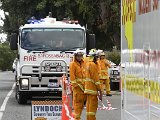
21,28,85,51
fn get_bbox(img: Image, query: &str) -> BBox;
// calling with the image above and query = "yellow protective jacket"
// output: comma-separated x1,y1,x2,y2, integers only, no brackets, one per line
98,59,111,79
69,59,86,91
83,56,90,65
84,58,101,95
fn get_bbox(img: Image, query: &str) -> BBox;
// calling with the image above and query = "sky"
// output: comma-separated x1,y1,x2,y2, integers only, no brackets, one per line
0,2,4,26
0,9,7,43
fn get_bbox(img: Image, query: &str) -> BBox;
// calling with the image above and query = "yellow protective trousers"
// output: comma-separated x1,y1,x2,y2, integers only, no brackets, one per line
86,94,98,120
100,78,111,94
73,86,86,120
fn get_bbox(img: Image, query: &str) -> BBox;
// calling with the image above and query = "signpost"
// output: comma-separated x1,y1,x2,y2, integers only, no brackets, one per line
31,101,62,120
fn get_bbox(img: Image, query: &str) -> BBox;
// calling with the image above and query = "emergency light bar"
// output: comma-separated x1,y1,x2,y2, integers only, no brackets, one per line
27,19,44,24
27,17,56,24
62,19,79,24
27,16,78,25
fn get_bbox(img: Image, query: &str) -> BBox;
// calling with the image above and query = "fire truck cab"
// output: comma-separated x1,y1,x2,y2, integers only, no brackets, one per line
10,16,95,104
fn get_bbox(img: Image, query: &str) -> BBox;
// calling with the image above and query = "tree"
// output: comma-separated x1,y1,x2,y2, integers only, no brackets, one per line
0,41,16,71
95,0,120,50
1,0,40,34
0,0,120,50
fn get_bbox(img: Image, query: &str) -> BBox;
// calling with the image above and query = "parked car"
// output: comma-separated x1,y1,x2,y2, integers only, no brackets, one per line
108,60,116,66
109,66,120,82
108,61,120,91
108,61,120,81
12,58,17,73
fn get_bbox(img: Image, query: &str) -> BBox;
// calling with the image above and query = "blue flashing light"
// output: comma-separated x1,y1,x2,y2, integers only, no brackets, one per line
27,19,45,24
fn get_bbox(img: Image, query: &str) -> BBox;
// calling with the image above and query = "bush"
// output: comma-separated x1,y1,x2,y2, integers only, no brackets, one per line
105,51,120,65
0,42,16,71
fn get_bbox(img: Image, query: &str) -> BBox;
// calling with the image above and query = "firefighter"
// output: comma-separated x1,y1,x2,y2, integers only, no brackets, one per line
84,49,102,120
69,49,86,120
98,52,112,96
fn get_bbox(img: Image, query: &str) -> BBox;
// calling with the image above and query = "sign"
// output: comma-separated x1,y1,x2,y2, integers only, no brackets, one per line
31,101,62,120
48,82,59,88
23,53,70,61
111,70,119,75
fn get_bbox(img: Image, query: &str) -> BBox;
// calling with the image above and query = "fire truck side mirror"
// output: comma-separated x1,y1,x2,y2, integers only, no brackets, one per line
86,34,96,54
10,33,18,50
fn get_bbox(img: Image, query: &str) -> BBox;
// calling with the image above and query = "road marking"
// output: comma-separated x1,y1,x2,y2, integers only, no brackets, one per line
0,83,16,120
124,110,141,120
151,105,160,110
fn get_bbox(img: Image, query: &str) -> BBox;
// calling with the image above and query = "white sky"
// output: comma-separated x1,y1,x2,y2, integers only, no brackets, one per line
0,9,6,42
0,9,5,19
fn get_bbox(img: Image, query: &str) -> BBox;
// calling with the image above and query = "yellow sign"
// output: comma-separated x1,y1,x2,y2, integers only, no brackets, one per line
122,0,136,61
124,75,160,104
35,117,47,120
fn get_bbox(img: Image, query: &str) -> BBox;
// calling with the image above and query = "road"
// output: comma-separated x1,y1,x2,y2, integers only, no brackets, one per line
0,71,121,120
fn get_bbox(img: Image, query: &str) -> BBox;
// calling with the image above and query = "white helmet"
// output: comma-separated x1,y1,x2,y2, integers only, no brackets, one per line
89,49,97,56
96,49,103,56
100,52,105,56
74,48,84,55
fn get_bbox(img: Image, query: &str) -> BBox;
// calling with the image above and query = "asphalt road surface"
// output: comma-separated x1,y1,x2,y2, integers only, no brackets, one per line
0,71,121,120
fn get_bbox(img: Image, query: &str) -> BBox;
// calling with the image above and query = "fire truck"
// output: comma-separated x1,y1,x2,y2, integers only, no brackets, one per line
122,0,160,120
10,16,95,104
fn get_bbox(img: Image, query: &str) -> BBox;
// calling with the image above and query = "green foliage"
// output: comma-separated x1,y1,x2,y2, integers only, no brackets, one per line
106,51,120,65
95,0,120,50
0,41,16,71
37,0,47,10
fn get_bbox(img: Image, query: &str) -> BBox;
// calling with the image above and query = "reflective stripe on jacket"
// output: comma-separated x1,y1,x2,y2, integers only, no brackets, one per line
84,59,101,95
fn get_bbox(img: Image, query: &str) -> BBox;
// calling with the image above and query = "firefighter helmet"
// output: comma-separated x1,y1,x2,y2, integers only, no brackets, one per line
96,49,103,56
89,49,97,56
100,52,105,56
74,49,84,56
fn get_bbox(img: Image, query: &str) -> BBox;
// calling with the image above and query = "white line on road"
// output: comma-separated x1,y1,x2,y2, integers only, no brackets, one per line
151,105,160,110
0,83,16,120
